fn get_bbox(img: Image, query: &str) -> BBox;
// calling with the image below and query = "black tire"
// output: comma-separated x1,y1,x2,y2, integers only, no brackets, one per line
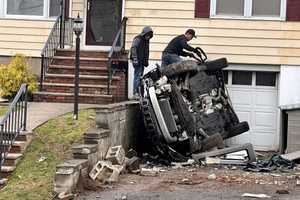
162,60,198,78
226,121,250,139
201,133,225,152
204,58,228,71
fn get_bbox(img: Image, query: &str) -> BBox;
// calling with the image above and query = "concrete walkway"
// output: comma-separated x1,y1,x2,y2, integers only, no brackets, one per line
26,102,103,132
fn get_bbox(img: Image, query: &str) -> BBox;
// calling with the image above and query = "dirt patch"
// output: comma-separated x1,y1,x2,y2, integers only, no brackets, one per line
76,166,300,200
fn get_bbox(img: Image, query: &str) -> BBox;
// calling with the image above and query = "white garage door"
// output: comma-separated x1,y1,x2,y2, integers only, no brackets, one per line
224,70,279,151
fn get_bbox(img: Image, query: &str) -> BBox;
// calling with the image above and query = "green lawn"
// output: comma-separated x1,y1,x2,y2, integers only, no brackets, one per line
0,109,96,200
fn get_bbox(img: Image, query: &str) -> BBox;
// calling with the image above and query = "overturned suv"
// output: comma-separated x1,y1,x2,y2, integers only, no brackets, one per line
139,48,249,162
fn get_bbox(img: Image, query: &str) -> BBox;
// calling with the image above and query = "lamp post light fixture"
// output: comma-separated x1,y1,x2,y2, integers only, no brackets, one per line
73,14,83,120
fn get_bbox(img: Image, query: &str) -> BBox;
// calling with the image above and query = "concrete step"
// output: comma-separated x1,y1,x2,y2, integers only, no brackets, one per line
48,65,108,75
33,91,113,104
3,153,23,166
40,82,117,95
0,166,16,178
0,178,8,186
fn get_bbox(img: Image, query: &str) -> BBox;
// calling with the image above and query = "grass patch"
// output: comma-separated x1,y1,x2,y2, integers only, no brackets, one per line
0,109,96,200
0,105,7,116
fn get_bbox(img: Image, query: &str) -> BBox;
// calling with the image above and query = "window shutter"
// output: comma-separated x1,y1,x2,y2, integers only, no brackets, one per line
287,0,300,21
195,0,210,18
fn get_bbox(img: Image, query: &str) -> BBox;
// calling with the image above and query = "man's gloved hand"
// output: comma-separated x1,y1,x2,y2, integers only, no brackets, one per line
132,58,139,65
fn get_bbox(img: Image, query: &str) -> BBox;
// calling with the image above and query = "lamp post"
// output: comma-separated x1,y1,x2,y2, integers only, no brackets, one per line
73,14,83,120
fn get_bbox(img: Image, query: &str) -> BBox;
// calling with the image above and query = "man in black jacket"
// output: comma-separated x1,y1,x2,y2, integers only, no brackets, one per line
130,26,153,96
161,29,197,68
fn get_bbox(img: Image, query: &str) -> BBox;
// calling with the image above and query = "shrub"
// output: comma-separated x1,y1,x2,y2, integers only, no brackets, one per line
0,54,37,100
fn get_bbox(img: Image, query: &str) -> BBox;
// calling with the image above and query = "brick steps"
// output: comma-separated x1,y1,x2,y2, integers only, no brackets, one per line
44,73,121,85
52,56,108,67
48,65,108,75
40,83,117,95
33,92,113,104
33,49,128,104
56,49,109,58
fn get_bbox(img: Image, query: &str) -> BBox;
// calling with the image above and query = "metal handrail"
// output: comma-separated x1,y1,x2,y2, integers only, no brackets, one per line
0,84,28,169
107,17,128,95
39,0,73,91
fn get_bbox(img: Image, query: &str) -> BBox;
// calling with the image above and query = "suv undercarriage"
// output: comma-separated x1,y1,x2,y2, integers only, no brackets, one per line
139,49,249,162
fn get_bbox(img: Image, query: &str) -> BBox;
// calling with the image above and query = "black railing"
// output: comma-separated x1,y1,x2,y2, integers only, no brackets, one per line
107,17,128,95
39,0,73,91
0,84,28,170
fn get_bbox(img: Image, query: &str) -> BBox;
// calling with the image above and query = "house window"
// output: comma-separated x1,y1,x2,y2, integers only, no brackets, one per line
216,0,244,16
211,0,286,20
2,0,61,19
7,0,44,16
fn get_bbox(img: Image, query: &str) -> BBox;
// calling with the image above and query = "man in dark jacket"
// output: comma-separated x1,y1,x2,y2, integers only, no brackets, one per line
161,29,197,68
130,26,153,96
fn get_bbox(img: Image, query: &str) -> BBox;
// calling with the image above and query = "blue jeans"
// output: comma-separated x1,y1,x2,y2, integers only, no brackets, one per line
161,53,182,69
133,62,144,94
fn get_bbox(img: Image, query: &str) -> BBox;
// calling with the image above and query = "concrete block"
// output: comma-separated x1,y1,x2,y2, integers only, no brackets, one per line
84,128,110,140
56,159,88,173
106,145,125,165
89,161,123,183
54,170,80,194
72,144,97,155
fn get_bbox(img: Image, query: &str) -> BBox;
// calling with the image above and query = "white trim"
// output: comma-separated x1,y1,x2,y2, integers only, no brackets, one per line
225,64,280,72
280,0,287,20
210,0,216,16
244,0,252,18
0,0,4,17
210,0,286,21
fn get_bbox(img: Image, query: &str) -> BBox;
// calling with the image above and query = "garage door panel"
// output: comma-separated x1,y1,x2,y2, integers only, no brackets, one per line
251,132,275,149
255,112,277,129
230,90,252,106
255,91,278,108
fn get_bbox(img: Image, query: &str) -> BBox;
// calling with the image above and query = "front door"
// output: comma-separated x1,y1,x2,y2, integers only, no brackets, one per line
86,0,122,46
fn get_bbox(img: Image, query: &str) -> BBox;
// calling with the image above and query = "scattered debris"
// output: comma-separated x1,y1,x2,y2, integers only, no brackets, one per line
37,156,47,163
244,154,295,173
207,173,217,180
126,149,138,158
241,193,271,198
125,156,140,173
140,167,159,177
171,159,195,168
57,192,75,200
276,189,289,194
193,143,256,165
296,179,300,186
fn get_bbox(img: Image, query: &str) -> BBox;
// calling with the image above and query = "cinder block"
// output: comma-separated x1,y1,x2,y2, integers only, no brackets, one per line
88,161,123,183
106,145,125,165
